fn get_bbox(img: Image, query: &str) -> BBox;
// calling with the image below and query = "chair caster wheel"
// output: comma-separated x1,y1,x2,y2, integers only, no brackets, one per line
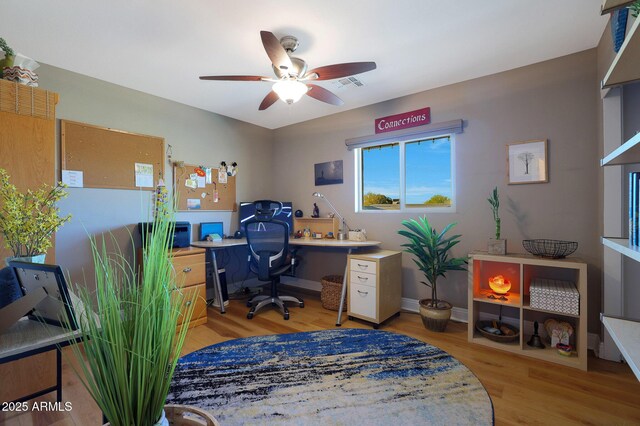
246,301,253,307
284,313,290,320
247,313,254,319
299,302,305,308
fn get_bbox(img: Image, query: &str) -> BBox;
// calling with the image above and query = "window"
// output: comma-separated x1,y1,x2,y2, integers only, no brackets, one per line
356,135,455,212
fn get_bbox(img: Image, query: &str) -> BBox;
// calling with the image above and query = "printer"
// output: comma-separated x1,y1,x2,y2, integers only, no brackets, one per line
137,221,191,248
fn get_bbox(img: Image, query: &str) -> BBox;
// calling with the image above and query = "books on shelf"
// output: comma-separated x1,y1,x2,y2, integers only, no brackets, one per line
630,172,640,245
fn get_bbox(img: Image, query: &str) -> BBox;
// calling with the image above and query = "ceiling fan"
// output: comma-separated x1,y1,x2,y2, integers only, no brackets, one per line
200,31,377,111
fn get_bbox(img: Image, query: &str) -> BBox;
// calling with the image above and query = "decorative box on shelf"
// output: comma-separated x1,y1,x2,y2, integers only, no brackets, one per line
530,278,579,316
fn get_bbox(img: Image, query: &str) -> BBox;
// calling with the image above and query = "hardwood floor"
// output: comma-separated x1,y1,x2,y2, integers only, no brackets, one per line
2,291,639,425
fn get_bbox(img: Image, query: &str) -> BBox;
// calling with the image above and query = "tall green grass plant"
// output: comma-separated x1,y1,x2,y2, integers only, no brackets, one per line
66,211,196,426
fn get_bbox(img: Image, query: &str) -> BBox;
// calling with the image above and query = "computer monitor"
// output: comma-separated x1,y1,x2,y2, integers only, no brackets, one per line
238,201,293,235
199,222,224,241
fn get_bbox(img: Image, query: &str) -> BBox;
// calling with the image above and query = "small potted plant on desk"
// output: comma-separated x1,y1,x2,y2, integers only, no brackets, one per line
487,186,506,255
398,216,467,332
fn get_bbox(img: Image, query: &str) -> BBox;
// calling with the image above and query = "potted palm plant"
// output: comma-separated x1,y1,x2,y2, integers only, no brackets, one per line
64,209,213,425
398,216,467,332
487,186,506,255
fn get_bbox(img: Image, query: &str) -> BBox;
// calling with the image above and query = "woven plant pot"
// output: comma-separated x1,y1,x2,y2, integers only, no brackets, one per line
320,275,346,311
105,405,219,426
419,299,452,332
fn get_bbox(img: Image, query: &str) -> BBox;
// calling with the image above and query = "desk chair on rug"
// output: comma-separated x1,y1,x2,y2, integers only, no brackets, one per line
245,200,304,320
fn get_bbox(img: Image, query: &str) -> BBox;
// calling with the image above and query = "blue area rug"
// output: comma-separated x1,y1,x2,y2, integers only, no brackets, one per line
167,329,493,425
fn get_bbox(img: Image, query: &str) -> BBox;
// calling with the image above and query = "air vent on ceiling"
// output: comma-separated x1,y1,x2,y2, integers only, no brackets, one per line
331,76,365,90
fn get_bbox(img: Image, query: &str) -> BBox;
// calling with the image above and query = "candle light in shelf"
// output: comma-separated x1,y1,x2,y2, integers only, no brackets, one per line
488,275,511,300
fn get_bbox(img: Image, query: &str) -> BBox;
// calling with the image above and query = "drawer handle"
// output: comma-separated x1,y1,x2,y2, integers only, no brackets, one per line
183,267,192,273
357,263,369,269
357,290,369,296
357,275,369,281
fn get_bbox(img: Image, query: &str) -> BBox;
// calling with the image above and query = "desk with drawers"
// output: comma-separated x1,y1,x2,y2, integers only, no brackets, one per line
191,238,382,325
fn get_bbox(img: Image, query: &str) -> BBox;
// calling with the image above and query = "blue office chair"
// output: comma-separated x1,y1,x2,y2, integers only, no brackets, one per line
245,200,304,320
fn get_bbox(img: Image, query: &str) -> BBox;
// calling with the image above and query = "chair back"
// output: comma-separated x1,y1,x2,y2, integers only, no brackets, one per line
245,201,290,281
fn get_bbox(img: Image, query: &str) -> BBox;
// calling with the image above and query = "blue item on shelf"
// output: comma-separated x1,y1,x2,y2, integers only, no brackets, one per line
611,8,629,53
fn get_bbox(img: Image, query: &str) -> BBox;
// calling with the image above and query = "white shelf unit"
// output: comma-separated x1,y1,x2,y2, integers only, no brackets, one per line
600,2,640,375
601,133,640,166
601,0,635,14
601,315,640,380
602,10,640,88
468,253,588,371
602,237,640,262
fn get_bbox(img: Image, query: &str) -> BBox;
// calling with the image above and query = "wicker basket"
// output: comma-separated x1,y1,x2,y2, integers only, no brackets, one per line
476,320,519,343
320,275,346,311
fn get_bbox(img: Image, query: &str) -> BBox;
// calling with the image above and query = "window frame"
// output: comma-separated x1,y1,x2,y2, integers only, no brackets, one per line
354,133,456,213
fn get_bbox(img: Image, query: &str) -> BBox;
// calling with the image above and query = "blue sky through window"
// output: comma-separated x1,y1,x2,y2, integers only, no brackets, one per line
362,137,451,206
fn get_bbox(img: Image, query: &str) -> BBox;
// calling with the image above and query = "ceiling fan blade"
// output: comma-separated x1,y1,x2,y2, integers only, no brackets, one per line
306,84,344,106
199,75,268,81
306,62,377,80
259,90,280,111
260,31,293,73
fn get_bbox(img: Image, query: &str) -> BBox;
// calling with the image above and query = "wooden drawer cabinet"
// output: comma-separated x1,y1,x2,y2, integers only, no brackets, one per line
172,250,207,288
171,248,208,328
138,247,208,329
347,250,402,328
176,283,207,326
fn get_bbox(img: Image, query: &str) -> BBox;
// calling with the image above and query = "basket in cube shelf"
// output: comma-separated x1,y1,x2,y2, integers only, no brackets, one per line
529,278,579,315
320,275,346,311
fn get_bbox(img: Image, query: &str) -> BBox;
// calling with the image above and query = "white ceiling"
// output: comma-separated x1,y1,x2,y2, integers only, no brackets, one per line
0,1,607,129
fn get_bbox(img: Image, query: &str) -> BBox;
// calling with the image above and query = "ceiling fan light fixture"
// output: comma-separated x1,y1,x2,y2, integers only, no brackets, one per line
273,79,308,104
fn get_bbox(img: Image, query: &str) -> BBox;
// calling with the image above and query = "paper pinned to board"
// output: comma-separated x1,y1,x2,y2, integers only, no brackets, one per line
196,176,206,188
185,179,197,189
61,170,83,188
135,163,154,188
218,169,227,184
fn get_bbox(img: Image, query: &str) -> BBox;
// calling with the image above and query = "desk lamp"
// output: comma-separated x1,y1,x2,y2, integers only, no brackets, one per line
312,192,349,240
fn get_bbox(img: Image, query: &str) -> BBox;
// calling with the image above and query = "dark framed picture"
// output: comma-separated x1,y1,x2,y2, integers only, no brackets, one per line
314,160,343,186
507,139,548,184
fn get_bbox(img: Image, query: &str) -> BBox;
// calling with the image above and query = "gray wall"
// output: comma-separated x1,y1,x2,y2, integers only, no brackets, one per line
39,64,274,290
271,49,602,332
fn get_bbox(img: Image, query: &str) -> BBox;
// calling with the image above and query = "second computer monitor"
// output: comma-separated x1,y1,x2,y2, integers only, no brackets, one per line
199,222,224,241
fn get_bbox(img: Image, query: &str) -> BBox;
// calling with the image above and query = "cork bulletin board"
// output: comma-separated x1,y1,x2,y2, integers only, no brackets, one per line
61,120,165,190
174,163,236,211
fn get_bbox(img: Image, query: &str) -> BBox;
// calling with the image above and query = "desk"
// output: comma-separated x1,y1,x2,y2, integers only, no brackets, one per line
0,318,82,402
191,238,381,325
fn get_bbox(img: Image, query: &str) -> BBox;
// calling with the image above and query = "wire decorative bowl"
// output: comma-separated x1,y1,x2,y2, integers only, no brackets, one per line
522,239,578,259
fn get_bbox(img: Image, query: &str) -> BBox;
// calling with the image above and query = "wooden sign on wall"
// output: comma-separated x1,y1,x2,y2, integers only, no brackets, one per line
174,163,236,211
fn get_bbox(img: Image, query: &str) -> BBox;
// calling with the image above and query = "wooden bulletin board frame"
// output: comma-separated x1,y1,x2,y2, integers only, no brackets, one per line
61,120,165,190
174,164,236,211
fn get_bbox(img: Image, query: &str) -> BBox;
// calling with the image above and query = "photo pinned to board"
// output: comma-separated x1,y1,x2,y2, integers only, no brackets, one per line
187,198,201,210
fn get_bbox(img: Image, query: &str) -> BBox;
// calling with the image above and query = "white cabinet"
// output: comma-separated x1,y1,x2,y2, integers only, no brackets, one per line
347,250,402,328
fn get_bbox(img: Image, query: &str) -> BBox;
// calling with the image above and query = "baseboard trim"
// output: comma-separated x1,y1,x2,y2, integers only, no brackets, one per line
280,276,322,292
277,283,603,353
400,297,600,352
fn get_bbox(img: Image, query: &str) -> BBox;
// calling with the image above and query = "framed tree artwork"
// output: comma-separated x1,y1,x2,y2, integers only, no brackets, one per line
507,139,548,184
